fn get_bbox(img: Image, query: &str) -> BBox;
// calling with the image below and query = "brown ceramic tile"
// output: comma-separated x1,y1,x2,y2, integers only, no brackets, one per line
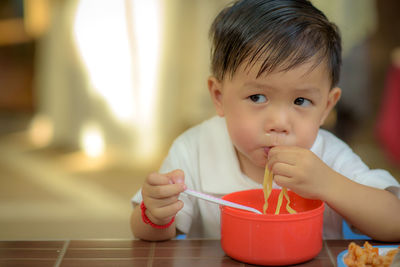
0,248,60,259
0,241,64,249
292,258,335,267
154,245,226,258
0,240,356,266
69,239,149,249
369,240,400,246
233,244,333,266
154,240,226,259
156,239,221,248
314,245,329,259
60,259,149,267
325,240,351,259
0,259,56,267
238,257,334,267
328,245,347,260
152,258,243,267
326,239,359,247
64,248,149,258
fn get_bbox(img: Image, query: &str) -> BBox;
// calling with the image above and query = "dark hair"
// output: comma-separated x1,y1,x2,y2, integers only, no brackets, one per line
209,0,342,88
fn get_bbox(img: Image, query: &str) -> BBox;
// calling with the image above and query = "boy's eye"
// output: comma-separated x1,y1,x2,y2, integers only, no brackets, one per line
249,94,266,103
294,97,312,107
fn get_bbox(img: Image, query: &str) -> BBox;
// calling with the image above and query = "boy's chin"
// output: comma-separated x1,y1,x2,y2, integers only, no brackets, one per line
236,149,267,169
252,158,268,169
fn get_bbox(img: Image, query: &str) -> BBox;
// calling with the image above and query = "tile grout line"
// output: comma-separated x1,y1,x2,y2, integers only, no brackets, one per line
324,240,336,267
147,242,155,267
54,240,70,267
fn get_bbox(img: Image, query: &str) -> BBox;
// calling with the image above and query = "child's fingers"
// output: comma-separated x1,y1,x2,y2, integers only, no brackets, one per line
147,172,172,186
270,162,295,179
267,146,297,169
143,170,186,199
267,153,295,172
273,174,293,188
143,182,186,199
165,169,185,185
147,200,184,221
145,194,180,209
146,170,185,186
141,169,186,222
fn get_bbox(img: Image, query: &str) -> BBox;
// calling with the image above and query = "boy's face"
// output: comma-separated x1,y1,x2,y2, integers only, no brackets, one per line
208,60,341,175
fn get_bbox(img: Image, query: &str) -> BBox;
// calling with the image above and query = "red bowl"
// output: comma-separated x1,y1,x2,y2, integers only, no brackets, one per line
220,189,324,266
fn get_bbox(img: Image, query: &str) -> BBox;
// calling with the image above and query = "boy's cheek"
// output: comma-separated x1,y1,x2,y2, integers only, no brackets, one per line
230,124,257,147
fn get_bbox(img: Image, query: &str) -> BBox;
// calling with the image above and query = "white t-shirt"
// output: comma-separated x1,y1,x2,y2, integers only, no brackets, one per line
132,116,400,239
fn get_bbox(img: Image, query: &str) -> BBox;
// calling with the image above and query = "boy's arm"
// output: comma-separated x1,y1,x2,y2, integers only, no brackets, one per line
269,146,400,241
324,172,400,241
130,204,177,241
130,170,186,241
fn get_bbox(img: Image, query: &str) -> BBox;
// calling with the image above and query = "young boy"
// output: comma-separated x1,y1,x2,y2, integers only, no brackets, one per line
131,0,400,241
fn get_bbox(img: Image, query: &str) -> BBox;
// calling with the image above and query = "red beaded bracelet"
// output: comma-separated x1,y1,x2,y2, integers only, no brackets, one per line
140,202,175,229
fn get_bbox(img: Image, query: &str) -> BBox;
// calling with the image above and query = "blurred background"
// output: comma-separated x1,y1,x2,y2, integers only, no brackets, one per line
0,0,399,240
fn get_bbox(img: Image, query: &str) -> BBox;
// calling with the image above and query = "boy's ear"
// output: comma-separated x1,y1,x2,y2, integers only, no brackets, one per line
208,76,225,117
320,87,341,126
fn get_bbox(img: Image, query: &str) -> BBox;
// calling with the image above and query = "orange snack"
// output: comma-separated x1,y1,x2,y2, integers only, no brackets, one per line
344,241,399,267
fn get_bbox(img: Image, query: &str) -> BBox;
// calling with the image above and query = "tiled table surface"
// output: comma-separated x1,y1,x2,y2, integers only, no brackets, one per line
0,239,398,267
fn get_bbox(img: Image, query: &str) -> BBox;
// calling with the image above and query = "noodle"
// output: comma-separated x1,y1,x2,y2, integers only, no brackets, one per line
263,164,296,214
283,187,296,214
262,167,273,214
274,187,284,214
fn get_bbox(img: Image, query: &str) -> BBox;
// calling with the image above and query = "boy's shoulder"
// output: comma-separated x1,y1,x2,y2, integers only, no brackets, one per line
314,128,349,151
312,128,356,163
174,116,227,145
165,116,230,161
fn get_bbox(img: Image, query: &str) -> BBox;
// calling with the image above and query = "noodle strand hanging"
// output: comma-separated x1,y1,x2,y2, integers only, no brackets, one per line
263,164,296,214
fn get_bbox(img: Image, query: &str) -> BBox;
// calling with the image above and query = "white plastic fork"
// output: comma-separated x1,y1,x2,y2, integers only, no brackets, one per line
183,188,262,214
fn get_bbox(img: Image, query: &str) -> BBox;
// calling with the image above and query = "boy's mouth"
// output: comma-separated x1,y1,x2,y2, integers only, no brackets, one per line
264,146,273,157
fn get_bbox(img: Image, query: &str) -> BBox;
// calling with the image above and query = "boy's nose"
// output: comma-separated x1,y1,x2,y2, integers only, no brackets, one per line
264,106,289,135
266,125,288,134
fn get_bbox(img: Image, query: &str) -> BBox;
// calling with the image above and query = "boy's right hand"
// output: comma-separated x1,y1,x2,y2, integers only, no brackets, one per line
141,169,186,226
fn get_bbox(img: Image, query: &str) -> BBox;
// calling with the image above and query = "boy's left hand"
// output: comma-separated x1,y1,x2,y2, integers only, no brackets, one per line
267,146,336,200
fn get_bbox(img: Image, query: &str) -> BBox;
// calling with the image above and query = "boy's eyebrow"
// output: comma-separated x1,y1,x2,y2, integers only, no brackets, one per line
242,81,323,95
241,81,276,90
292,87,323,95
